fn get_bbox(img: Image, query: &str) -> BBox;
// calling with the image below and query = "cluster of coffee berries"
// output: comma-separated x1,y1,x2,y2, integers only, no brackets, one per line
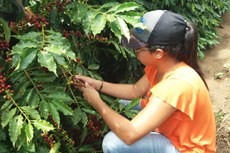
41,132,56,148
40,115,58,148
63,30,109,43
45,0,71,13
28,14,49,29
0,73,14,99
85,115,103,143
48,114,75,147
9,14,49,32
56,127,75,147
2,51,12,62
0,40,9,51
8,20,29,33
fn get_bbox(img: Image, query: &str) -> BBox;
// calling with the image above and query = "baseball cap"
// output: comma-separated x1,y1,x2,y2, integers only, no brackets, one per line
121,10,187,49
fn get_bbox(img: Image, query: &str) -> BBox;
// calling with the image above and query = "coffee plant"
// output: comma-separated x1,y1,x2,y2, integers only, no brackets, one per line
0,1,143,152
0,0,229,152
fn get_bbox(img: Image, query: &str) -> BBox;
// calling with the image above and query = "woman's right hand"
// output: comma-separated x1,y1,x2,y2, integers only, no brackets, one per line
74,75,102,90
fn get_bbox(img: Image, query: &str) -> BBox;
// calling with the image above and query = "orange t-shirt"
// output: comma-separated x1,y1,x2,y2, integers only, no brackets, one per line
142,62,216,153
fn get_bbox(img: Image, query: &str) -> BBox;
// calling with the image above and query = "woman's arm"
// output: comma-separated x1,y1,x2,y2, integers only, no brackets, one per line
81,83,176,145
75,75,150,99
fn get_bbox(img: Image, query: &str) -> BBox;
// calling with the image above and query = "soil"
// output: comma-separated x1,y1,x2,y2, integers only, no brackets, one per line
199,12,230,153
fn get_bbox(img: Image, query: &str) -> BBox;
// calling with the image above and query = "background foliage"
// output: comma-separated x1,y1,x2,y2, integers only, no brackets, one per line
0,0,229,152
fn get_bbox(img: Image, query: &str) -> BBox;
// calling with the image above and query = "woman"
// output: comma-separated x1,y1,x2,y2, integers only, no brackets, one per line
75,10,216,153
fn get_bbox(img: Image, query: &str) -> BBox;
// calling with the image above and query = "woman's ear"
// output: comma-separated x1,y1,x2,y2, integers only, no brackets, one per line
154,49,164,59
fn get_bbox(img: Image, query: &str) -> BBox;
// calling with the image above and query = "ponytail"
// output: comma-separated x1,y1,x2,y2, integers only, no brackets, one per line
182,22,209,89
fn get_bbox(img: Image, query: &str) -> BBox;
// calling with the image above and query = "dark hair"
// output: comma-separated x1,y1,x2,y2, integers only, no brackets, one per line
149,22,208,89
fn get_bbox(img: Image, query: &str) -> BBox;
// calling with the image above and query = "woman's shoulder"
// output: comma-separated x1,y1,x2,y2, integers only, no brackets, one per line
172,62,200,79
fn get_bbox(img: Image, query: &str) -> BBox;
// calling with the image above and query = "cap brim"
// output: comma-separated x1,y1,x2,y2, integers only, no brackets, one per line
121,31,148,50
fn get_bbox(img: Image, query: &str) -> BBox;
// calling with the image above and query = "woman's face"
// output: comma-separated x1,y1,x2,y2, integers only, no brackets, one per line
133,47,156,66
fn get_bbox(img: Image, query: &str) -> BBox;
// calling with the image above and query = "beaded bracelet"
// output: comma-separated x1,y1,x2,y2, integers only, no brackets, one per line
99,81,103,92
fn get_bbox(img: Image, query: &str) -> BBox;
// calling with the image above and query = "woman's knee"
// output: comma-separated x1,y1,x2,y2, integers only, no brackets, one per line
102,131,126,153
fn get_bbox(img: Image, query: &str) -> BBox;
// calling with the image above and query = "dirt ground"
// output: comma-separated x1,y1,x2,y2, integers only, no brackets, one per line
199,12,230,153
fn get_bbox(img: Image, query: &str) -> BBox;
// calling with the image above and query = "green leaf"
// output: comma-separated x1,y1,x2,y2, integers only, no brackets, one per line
101,94,116,104
0,126,6,141
109,40,128,59
114,2,140,14
66,50,76,60
106,14,116,22
116,17,130,41
82,108,98,116
125,98,141,110
91,14,107,35
118,14,145,29
78,144,96,152
11,54,21,68
82,11,98,34
32,119,55,132
72,108,88,126
13,79,31,101
46,92,73,102
31,70,56,83
68,3,88,23
37,51,57,75
80,127,88,144
21,139,36,152
99,2,119,10
43,45,67,55
41,83,64,94
13,32,41,41
125,109,138,119
9,70,25,83
40,100,49,119
16,132,27,151
25,123,34,143
52,100,73,116
21,106,41,120
27,89,40,108
0,17,11,41
1,100,13,111
46,30,65,42
106,3,121,13
18,48,37,71
9,115,24,146
72,108,83,125
109,21,122,41
52,53,66,66
49,102,60,126
87,64,100,70
12,42,38,54
1,108,17,128
23,88,35,106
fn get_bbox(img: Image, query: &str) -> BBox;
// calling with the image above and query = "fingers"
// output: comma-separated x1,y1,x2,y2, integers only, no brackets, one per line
74,74,87,81
72,77,85,88
73,75,98,92
72,79,93,92
84,82,93,89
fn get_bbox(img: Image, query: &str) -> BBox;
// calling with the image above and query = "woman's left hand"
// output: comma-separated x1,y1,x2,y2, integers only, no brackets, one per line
79,82,101,108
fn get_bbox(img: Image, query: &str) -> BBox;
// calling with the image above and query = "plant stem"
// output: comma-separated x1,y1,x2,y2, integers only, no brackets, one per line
61,67,80,108
24,70,43,100
5,90,31,123
41,25,45,49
